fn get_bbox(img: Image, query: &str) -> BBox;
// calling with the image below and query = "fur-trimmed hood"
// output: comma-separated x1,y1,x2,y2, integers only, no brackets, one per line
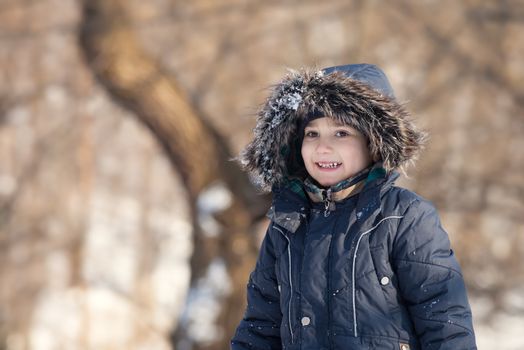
240,64,427,191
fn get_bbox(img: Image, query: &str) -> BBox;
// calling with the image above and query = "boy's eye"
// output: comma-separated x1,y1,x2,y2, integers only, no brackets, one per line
335,130,350,137
304,131,318,138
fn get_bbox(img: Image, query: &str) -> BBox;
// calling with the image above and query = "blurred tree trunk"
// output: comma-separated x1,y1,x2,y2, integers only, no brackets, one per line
79,1,269,349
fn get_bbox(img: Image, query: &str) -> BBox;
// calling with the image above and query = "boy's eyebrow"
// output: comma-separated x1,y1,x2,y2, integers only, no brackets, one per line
331,120,349,127
304,122,319,129
304,121,351,128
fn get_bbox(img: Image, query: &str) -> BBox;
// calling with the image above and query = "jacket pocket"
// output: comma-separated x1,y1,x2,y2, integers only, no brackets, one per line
369,246,396,305
369,245,409,335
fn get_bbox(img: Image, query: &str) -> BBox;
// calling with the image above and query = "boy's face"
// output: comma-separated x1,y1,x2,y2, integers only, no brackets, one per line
301,117,372,187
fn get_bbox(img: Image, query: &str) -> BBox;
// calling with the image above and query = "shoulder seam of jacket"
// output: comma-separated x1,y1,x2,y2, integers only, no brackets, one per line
402,197,423,214
363,215,404,235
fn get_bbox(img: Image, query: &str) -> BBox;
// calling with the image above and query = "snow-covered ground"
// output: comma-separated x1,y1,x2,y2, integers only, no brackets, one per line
471,294,524,350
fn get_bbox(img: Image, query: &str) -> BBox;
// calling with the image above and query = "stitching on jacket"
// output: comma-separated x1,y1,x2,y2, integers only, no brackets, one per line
393,197,464,275
352,215,404,337
253,265,277,274
272,225,294,344
410,314,474,334
249,276,280,302
359,332,412,342
391,258,463,277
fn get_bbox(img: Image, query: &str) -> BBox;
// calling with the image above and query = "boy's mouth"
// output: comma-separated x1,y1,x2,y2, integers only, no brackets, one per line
316,162,341,169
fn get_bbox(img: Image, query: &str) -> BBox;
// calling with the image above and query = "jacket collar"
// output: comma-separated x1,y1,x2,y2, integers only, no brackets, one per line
303,166,371,216
303,167,370,203
268,164,398,233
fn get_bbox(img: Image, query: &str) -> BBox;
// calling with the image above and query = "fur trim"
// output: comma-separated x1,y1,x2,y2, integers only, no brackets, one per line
240,68,427,191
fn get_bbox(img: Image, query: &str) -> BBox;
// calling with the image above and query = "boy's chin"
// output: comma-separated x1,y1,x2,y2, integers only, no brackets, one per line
312,177,341,188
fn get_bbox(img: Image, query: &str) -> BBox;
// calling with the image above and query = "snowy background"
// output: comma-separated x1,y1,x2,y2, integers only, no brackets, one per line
1,0,523,349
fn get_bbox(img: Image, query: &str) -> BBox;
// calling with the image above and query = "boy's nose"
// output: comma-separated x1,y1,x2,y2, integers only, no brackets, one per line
315,138,333,153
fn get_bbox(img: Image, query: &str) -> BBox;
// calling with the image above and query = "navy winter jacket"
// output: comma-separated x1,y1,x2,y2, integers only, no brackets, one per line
231,172,476,350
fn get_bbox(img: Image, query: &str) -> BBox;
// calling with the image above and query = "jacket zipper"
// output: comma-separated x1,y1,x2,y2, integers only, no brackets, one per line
351,215,403,337
323,189,335,217
273,226,294,343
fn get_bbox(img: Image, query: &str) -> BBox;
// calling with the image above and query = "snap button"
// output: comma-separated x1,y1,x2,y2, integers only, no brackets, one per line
380,276,390,286
400,343,410,350
301,316,311,326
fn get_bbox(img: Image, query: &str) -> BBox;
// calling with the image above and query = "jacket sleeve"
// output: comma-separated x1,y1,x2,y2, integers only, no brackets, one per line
391,198,477,350
231,225,282,350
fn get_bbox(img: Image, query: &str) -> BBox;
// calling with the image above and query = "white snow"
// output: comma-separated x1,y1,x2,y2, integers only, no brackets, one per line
197,182,233,237
178,258,232,347
197,182,233,214
83,190,140,291
474,311,524,350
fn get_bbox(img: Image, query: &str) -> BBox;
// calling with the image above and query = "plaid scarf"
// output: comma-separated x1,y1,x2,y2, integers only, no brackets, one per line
303,163,386,217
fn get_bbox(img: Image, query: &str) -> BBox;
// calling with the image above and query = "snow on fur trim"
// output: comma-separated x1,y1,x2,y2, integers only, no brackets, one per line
239,67,427,191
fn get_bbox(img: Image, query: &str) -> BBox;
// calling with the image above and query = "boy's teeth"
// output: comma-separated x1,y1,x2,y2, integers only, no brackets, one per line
318,162,340,168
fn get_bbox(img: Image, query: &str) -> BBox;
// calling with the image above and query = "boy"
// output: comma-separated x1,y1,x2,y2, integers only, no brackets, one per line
231,64,476,349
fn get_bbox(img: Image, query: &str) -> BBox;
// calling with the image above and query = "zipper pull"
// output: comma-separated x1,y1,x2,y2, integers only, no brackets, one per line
323,189,336,217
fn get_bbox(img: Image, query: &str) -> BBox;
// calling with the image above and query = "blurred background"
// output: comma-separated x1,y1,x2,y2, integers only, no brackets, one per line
1,0,523,349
